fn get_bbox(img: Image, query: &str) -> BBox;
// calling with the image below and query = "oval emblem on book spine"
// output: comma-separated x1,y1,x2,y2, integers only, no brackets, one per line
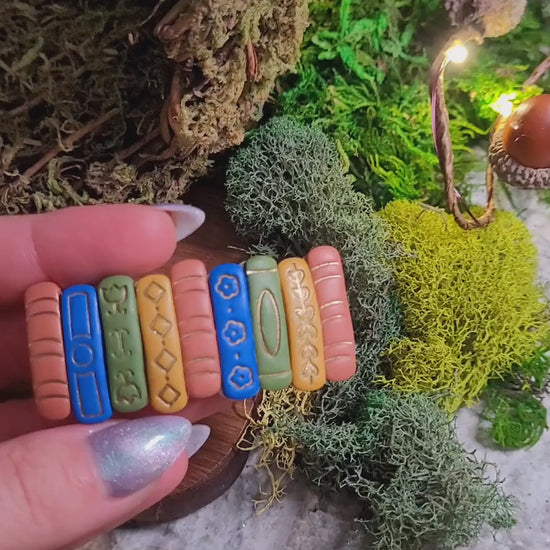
258,289,281,358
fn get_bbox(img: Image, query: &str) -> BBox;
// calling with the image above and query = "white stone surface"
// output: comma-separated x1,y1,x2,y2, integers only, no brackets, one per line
83,173,550,550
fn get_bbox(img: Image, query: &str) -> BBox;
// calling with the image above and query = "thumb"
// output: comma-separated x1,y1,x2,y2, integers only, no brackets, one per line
0,417,208,550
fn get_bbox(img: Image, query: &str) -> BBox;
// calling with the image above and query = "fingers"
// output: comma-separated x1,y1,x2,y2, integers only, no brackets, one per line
0,306,29,388
0,417,195,550
0,203,206,385
0,394,232,442
0,204,178,306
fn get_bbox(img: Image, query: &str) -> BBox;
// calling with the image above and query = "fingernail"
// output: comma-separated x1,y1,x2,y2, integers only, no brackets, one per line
154,204,205,241
88,416,192,497
187,424,211,457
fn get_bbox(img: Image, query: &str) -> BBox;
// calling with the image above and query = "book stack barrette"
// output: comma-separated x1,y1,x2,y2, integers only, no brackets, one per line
25,246,356,424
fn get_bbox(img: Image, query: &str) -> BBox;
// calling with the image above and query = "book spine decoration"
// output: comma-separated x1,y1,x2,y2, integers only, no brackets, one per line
278,258,326,391
245,256,292,391
24,246,356,424
136,275,188,414
24,282,71,421
98,275,149,413
170,260,222,399
61,285,113,424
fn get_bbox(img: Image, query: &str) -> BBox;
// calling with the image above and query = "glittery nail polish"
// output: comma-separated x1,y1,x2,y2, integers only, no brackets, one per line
88,416,192,497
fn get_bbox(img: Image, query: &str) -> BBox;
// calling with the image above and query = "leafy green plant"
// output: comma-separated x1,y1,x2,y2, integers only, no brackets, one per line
275,0,476,206
275,0,549,207
481,343,550,448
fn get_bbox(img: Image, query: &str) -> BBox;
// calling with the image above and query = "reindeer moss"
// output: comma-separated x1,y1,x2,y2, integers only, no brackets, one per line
227,117,515,548
225,116,401,400
379,201,550,414
288,391,515,550
227,115,400,504
482,389,547,449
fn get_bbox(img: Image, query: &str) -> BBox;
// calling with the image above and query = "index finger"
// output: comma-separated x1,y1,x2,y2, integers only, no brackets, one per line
0,204,181,306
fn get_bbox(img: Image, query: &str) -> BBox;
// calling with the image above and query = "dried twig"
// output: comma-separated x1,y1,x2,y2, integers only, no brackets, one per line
115,127,161,162
524,54,550,88
18,109,119,183
168,66,183,135
246,41,259,82
140,0,169,27
154,0,194,42
4,96,44,118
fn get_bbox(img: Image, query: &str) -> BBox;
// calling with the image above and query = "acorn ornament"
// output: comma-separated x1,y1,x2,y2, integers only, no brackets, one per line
430,32,550,229
489,94,550,189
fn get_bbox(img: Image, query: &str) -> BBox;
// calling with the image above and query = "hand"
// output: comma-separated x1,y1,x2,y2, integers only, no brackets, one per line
0,204,228,550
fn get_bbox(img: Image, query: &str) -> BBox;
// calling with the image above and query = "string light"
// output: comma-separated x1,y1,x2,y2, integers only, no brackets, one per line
446,42,468,64
490,93,517,118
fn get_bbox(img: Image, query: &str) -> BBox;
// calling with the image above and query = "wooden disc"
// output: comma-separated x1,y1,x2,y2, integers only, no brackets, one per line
127,397,257,524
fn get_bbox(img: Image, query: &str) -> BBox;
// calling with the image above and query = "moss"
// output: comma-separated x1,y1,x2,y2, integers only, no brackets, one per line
226,118,515,548
379,200,550,413
157,0,310,159
0,1,169,211
226,115,401,503
447,4,549,129
480,341,550,448
288,390,515,550
274,0,549,208
482,389,547,449
0,0,309,212
225,116,401,403
274,0,482,207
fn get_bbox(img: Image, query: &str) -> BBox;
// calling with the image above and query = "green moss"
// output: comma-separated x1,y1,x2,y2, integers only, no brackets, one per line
0,0,309,212
274,0,549,208
480,342,550,448
447,5,549,129
379,201,550,414
275,0,480,207
482,389,547,449
225,118,516,549
287,390,515,550
226,116,401,413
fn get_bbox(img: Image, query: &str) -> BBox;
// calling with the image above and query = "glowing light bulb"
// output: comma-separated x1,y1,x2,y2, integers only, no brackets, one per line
491,93,517,118
446,42,468,64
